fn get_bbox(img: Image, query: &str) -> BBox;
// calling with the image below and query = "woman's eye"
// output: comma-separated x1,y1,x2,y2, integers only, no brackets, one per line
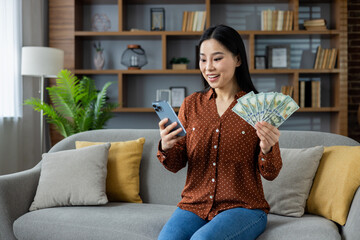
200,59,206,63
214,58,222,61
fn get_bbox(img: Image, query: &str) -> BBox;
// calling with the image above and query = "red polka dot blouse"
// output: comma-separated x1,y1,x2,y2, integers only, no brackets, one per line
157,88,282,220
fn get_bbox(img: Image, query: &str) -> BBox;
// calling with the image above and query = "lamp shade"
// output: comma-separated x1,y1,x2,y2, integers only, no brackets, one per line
21,47,64,77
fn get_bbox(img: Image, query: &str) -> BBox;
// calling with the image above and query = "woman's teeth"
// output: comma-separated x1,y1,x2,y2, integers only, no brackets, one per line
208,75,219,80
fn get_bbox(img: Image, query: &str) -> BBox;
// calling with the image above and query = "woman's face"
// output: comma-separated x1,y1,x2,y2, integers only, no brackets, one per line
199,39,241,90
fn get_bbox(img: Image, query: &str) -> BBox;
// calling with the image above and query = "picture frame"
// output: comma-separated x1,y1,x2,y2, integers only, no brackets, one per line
156,89,171,105
170,87,186,107
267,45,290,69
255,55,266,69
151,8,165,31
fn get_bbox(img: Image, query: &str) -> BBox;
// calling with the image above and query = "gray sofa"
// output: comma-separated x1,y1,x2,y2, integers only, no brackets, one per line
1,129,359,240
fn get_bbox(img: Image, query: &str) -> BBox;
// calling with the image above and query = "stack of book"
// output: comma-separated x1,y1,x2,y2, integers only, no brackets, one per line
304,19,327,31
314,46,337,69
281,85,294,98
182,11,206,32
299,80,321,108
261,10,294,31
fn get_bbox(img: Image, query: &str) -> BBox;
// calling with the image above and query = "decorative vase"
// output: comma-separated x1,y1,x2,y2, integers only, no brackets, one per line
91,13,111,32
121,45,148,70
94,51,105,70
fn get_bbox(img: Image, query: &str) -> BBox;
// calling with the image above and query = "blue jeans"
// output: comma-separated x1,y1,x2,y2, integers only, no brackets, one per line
158,207,267,240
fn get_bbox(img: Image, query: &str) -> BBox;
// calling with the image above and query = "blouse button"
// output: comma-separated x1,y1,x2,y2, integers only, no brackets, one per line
213,162,216,166
242,131,245,134
261,158,265,162
192,127,195,131
214,145,217,149
216,129,219,133
212,178,215,182
210,195,213,199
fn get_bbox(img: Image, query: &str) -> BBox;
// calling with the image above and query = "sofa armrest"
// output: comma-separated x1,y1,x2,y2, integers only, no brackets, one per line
0,166,41,240
342,187,360,240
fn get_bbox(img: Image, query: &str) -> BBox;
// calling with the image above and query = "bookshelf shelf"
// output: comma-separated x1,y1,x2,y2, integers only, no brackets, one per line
75,30,341,37
49,0,348,136
250,69,341,74
74,69,201,75
243,30,341,35
75,31,204,37
298,107,341,113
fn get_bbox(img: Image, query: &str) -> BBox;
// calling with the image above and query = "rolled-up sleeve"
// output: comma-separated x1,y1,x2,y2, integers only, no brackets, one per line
258,142,282,181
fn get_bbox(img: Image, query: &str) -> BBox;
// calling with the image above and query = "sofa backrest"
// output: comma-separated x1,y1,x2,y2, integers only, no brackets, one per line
48,129,186,205
48,129,359,206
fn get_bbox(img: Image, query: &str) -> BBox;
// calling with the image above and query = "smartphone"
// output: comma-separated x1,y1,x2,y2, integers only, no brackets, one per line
152,101,186,137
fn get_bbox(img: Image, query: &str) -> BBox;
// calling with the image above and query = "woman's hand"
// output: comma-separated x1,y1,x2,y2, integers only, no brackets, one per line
159,118,185,152
255,121,280,154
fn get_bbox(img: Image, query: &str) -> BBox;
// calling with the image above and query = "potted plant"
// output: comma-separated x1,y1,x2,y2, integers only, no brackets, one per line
24,69,118,138
170,57,190,70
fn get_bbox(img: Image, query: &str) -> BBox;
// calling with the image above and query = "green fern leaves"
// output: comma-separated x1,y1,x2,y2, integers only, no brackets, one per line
24,69,118,138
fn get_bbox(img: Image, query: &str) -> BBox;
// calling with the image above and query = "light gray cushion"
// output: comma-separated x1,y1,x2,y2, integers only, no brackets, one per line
14,203,340,240
29,143,110,211
262,146,324,217
258,214,341,240
14,203,176,240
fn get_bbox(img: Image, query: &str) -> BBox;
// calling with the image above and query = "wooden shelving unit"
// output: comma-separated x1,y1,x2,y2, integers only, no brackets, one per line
49,0,348,135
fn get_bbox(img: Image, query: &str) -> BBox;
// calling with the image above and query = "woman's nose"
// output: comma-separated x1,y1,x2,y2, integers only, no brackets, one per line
206,61,214,70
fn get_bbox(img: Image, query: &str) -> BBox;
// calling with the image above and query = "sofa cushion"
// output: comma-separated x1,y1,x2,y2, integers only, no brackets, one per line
306,146,360,225
14,203,175,240
14,203,340,240
262,146,323,217
29,143,110,211
76,138,145,203
258,214,341,240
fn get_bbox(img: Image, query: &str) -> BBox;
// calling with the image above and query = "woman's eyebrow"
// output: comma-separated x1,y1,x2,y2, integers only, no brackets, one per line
200,52,225,56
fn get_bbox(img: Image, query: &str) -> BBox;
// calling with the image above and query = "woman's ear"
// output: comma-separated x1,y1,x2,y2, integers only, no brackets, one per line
236,55,242,67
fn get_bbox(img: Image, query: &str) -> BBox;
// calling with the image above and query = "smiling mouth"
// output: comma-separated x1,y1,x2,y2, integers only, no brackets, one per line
207,75,220,81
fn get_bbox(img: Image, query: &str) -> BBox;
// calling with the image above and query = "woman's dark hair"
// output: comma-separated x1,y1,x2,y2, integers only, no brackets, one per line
198,24,258,94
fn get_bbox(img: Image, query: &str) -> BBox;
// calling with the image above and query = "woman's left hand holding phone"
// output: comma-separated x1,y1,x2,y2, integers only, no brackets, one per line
159,118,185,152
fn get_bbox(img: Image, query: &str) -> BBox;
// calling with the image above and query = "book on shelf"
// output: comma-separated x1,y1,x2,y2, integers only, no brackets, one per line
281,85,294,98
311,81,321,108
305,25,327,31
261,9,293,31
276,10,284,31
322,49,329,69
313,46,337,69
182,11,206,32
304,19,327,31
299,80,321,108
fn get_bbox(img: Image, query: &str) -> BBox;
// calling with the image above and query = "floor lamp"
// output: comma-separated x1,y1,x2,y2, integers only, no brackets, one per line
21,47,64,154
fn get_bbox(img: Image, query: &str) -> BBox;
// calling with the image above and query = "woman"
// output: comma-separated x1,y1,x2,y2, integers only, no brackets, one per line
157,24,282,240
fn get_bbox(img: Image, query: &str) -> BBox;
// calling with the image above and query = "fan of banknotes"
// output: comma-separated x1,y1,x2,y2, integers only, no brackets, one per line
232,92,299,128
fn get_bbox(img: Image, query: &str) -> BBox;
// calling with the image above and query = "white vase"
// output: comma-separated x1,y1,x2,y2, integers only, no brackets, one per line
94,51,105,70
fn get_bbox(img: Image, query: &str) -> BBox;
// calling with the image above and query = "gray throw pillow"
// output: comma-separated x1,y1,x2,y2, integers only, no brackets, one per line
262,146,324,217
29,143,111,211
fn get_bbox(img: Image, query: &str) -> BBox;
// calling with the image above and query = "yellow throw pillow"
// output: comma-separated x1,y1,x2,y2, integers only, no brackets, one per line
306,146,360,225
76,138,145,203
